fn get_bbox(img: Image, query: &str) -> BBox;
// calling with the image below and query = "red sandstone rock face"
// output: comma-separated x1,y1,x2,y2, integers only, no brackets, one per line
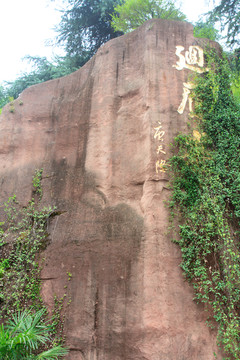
0,20,223,359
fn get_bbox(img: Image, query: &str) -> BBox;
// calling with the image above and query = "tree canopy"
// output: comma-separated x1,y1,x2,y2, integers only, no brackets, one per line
0,86,9,114
208,0,240,46
0,55,79,109
55,0,122,65
0,0,124,109
111,0,186,33
193,20,220,42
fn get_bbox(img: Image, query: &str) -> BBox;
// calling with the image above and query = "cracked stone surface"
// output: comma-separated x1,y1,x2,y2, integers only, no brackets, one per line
0,19,222,359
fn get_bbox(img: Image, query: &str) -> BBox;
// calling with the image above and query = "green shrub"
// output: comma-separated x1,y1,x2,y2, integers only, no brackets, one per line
0,309,68,359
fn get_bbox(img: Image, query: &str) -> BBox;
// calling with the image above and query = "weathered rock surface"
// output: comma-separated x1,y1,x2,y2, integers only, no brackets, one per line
0,19,222,359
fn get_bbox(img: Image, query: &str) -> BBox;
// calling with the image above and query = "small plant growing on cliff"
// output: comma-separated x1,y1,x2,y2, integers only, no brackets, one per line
67,272,72,281
32,168,43,197
8,96,15,113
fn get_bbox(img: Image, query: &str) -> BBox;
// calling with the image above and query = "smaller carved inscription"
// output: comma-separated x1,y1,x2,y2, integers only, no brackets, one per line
154,122,165,141
156,145,166,155
155,159,166,174
153,120,167,174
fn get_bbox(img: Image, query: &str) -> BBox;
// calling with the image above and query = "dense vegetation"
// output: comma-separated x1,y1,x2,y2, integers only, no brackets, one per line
209,0,240,47
170,49,240,359
0,309,68,360
193,20,219,42
0,170,68,358
111,0,186,33
55,0,123,65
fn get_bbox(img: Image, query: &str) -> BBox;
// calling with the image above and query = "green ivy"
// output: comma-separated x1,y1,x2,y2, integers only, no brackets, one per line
0,169,67,355
32,168,43,198
0,196,56,316
170,50,240,359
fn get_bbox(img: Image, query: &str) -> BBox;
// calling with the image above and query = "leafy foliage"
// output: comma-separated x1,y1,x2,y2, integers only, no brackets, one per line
2,55,79,102
0,193,57,317
0,309,68,359
111,0,186,33
0,0,124,108
0,86,9,113
193,20,220,41
170,49,240,358
55,0,122,61
0,169,68,357
208,0,240,46
228,48,240,104
32,169,44,198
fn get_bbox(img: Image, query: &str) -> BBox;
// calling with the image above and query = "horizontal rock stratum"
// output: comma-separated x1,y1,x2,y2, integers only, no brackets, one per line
0,19,223,359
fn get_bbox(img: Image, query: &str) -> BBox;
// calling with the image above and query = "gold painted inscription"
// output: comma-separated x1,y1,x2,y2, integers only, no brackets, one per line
156,159,166,173
156,145,166,155
173,45,208,114
153,121,167,174
173,45,207,73
154,121,165,141
177,82,194,114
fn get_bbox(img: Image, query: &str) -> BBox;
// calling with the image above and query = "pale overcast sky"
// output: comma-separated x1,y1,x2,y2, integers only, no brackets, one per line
0,0,216,84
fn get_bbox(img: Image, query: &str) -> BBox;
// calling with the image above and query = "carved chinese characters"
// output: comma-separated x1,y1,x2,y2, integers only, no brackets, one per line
173,45,208,114
177,82,194,114
153,45,208,174
173,46,205,73
154,121,167,173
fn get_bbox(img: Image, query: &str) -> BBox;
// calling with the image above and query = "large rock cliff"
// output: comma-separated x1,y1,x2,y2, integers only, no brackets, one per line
0,19,222,359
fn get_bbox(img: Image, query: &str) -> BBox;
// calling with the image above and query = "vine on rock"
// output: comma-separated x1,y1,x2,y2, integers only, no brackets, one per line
170,49,240,359
0,169,67,356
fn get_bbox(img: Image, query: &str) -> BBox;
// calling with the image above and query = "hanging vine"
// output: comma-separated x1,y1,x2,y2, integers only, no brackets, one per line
170,49,240,359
